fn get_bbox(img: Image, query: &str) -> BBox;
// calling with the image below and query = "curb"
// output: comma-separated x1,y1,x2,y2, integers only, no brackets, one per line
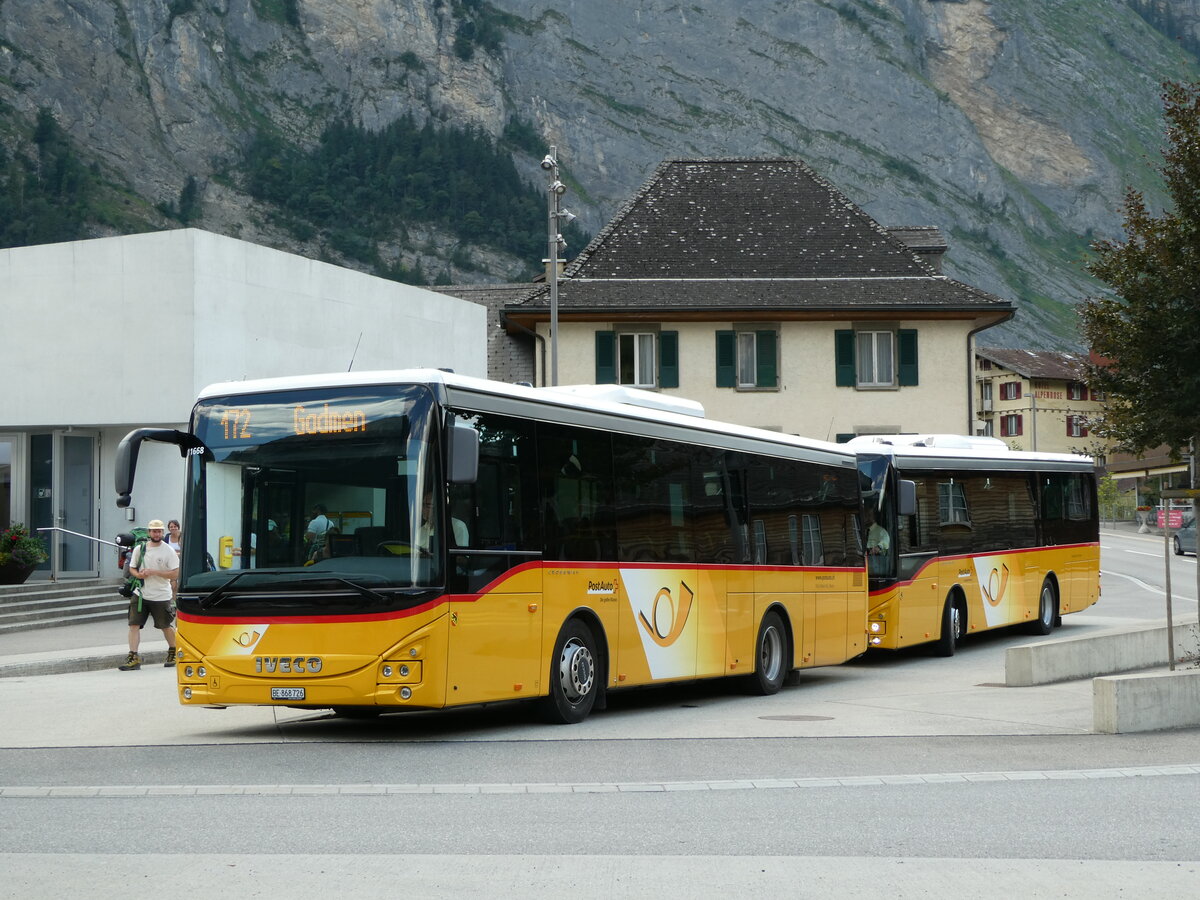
0,648,172,679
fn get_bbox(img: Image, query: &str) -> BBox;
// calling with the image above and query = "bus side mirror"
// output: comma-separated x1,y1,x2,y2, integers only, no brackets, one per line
898,480,917,518
115,428,208,508
446,420,479,484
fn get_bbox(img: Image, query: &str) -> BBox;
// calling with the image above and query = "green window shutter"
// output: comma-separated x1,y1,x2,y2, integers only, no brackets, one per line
897,329,919,386
595,331,616,384
715,331,736,388
658,331,679,388
755,330,778,388
835,330,856,386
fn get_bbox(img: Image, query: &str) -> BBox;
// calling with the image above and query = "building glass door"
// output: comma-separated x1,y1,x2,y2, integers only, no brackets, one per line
28,432,100,578
0,437,15,531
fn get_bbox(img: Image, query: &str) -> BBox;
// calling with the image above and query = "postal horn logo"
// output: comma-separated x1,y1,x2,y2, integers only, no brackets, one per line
982,563,1010,607
638,581,694,647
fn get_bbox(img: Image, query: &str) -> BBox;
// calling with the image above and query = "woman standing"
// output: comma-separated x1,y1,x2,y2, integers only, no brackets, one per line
166,519,183,603
166,520,183,554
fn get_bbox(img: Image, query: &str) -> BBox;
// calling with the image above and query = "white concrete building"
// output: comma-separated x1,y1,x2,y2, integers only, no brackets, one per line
0,229,486,580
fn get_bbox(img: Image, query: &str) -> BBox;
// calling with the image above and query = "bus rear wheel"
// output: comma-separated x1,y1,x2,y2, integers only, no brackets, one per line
541,619,599,725
748,610,788,695
932,593,964,657
1026,579,1056,635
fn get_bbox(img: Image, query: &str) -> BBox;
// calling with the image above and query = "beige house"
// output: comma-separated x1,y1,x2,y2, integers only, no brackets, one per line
499,158,1015,441
974,348,1102,454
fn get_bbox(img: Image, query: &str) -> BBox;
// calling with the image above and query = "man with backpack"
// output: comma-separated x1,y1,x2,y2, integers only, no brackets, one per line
118,519,179,671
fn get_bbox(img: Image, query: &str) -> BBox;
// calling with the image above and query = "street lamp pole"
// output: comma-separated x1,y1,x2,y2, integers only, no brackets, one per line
542,147,572,387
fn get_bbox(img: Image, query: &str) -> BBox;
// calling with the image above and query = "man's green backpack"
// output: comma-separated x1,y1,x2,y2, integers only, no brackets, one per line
115,528,151,604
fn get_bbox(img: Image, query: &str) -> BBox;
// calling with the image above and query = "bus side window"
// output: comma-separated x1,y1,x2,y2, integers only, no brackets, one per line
537,423,614,562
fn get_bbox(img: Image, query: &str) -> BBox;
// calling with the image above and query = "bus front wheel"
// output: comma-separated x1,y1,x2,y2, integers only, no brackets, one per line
541,619,599,725
748,610,788,695
932,593,964,657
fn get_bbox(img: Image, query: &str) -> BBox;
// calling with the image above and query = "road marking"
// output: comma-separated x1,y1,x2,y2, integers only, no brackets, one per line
1100,569,1198,603
3,763,1198,797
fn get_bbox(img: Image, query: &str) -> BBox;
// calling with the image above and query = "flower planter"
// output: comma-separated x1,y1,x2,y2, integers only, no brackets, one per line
0,561,36,585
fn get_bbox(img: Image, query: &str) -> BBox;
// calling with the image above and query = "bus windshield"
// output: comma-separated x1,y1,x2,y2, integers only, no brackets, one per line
180,384,444,611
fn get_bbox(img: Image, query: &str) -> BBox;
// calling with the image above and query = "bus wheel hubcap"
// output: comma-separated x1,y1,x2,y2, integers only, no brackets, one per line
560,639,594,702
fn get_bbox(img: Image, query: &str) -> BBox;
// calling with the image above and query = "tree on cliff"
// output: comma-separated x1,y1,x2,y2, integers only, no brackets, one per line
1080,81,1200,458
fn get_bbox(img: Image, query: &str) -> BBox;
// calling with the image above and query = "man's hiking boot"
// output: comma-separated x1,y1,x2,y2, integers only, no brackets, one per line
118,652,142,671
164,648,177,667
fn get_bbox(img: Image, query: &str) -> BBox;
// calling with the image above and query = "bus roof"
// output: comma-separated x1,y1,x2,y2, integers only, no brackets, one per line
197,369,858,466
845,433,1094,471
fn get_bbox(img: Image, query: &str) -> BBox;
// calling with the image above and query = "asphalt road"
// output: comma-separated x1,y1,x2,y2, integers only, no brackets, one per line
1,527,1197,897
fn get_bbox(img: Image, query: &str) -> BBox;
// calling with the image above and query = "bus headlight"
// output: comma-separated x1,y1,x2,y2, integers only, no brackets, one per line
869,621,886,634
183,688,193,699
382,665,393,678
184,666,194,678
399,687,412,700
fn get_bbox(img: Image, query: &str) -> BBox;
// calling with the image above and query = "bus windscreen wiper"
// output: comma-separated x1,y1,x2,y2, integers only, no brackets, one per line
197,570,296,608
318,577,389,604
198,571,253,609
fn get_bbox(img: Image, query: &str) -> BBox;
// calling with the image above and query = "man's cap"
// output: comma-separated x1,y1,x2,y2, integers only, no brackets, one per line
146,519,166,530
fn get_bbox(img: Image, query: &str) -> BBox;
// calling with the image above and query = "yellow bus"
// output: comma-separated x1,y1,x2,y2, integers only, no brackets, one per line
846,435,1100,656
115,370,873,723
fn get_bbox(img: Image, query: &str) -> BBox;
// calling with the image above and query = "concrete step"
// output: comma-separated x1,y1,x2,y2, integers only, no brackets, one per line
0,585,124,609
0,597,128,627
0,578,128,634
0,607,128,636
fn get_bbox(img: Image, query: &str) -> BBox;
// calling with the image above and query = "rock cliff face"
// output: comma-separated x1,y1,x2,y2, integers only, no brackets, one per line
1,0,1196,348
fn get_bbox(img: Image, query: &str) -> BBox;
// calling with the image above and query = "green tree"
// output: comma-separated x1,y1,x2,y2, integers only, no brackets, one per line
1080,81,1200,457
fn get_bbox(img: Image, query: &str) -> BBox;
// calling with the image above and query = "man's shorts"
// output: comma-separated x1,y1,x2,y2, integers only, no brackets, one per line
128,597,174,629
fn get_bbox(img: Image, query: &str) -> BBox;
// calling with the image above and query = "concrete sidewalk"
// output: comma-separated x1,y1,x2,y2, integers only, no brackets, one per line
0,617,174,677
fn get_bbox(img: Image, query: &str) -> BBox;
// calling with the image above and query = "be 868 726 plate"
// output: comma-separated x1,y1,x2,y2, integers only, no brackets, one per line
270,687,305,701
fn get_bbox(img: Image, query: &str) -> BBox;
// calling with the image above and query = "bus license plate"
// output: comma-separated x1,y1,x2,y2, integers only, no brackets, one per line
271,687,305,701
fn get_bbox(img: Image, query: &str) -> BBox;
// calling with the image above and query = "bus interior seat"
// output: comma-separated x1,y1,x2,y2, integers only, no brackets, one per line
354,525,388,555
328,534,359,557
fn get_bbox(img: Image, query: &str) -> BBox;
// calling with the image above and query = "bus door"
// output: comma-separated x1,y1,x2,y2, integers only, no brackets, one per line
444,410,546,704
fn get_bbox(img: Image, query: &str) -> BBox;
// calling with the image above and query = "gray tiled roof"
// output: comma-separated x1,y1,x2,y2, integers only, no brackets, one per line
508,158,1013,319
886,226,949,252
977,348,1087,380
513,277,1005,313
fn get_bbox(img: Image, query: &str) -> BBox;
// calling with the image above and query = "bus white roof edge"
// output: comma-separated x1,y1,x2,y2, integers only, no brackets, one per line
540,384,706,418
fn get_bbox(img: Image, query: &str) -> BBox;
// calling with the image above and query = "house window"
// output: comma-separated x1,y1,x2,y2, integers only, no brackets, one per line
618,333,656,387
1000,381,1022,401
595,331,678,388
980,381,993,410
981,419,994,437
1066,415,1089,438
1000,413,1023,437
856,331,894,387
835,329,918,388
1067,382,1087,401
715,328,778,390
938,481,970,525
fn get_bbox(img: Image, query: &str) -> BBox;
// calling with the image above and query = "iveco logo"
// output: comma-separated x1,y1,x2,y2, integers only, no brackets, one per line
255,656,323,674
